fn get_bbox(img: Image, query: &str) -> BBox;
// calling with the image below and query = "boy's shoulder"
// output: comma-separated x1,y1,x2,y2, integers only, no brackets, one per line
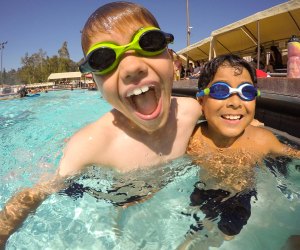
246,125,297,157
58,111,117,176
172,96,199,106
245,125,283,154
246,125,276,139
171,96,201,116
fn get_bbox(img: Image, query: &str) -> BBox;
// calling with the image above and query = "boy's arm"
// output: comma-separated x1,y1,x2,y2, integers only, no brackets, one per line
0,123,101,247
258,128,300,158
268,134,299,159
0,178,63,247
280,145,300,159
0,154,84,247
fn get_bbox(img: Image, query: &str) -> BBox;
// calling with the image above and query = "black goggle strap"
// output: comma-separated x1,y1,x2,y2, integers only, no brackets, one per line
164,32,174,44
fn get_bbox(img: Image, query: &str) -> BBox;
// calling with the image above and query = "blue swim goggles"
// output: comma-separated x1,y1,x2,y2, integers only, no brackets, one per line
196,82,260,101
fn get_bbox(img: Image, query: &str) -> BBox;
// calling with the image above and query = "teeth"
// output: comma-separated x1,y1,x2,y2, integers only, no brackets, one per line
133,88,142,95
141,86,149,93
127,85,150,97
223,115,241,120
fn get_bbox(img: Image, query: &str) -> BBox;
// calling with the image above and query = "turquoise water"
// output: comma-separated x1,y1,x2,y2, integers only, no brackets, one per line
0,90,300,250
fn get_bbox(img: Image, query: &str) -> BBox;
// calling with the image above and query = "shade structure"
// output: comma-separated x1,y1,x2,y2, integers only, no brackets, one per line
177,0,300,61
48,72,82,80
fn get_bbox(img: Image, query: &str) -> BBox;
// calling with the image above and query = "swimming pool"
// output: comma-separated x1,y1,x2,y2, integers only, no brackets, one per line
1,90,299,249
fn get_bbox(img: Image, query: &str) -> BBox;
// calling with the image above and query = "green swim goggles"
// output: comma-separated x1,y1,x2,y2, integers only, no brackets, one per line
79,27,174,75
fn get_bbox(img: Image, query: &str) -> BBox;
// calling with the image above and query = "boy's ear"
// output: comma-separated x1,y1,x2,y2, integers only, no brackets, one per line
197,96,204,106
197,97,205,118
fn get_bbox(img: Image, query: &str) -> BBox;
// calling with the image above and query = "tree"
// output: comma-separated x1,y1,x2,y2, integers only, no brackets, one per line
58,41,70,59
19,50,48,84
5,43,79,85
4,69,20,85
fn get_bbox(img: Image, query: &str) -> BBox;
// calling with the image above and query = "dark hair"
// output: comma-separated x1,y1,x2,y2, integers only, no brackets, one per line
255,45,265,53
198,54,257,89
81,1,159,54
270,46,283,69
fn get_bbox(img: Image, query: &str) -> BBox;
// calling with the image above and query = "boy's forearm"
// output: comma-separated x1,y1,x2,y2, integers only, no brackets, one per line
0,187,50,247
283,146,300,159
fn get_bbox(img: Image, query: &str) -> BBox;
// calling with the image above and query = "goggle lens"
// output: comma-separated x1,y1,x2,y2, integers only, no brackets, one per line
241,85,257,100
88,48,116,71
210,84,230,99
139,30,167,52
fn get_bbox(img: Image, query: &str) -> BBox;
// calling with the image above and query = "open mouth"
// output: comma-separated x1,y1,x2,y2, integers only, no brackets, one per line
126,84,160,118
221,114,243,120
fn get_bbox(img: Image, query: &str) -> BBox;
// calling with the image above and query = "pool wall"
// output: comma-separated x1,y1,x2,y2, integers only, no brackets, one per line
172,77,300,138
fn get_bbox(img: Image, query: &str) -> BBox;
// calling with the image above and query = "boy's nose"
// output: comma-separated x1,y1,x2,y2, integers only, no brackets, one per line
118,53,148,81
226,94,242,109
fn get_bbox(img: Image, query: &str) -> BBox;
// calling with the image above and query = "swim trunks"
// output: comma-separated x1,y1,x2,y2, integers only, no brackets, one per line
185,181,257,236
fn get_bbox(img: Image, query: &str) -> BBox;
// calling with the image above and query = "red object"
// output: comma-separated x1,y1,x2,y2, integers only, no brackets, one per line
85,73,93,78
256,69,268,78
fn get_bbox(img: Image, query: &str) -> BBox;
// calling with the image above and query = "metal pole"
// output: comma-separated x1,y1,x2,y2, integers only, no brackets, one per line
0,41,8,84
256,21,260,69
186,0,190,47
186,0,190,77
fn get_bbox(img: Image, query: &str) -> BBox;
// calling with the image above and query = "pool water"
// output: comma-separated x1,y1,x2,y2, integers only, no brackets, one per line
0,90,300,250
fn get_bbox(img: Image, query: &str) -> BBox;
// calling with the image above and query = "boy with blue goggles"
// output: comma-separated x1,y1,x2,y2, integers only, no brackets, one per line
186,54,300,241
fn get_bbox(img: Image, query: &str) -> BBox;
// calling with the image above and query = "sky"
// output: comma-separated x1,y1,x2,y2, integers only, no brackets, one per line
0,0,288,71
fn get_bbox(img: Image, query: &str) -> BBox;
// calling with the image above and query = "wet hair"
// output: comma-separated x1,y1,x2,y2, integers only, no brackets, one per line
81,1,159,54
198,54,257,90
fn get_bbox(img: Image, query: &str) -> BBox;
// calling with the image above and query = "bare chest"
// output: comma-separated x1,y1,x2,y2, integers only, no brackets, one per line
101,133,181,171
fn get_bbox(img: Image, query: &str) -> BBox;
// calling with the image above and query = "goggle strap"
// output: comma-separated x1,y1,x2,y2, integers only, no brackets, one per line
204,88,210,95
165,33,174,44
196,88,210,98
257,89,261,97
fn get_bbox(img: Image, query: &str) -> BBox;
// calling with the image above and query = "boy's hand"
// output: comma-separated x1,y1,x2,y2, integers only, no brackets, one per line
250,119,264,127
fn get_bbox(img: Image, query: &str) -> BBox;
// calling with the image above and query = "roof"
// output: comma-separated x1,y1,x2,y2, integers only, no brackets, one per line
26,82,55,88
48,72,82,80
178,0,300,61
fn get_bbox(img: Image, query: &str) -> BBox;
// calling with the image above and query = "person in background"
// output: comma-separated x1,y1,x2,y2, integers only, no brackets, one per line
186,63,194,77
173,54,183,81
189,60,202,79
252,45,266,71
269,45,283,72
0,2,202,247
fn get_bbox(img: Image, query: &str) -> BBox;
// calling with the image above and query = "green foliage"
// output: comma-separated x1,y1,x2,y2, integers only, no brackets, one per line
3,41,81,85
2,69,21,85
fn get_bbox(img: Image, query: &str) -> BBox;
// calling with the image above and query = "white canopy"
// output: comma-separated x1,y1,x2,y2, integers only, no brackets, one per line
178,0,300,61
48,72,82,80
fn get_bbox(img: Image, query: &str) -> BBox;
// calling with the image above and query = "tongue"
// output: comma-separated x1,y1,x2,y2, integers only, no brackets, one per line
132,89,157,115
